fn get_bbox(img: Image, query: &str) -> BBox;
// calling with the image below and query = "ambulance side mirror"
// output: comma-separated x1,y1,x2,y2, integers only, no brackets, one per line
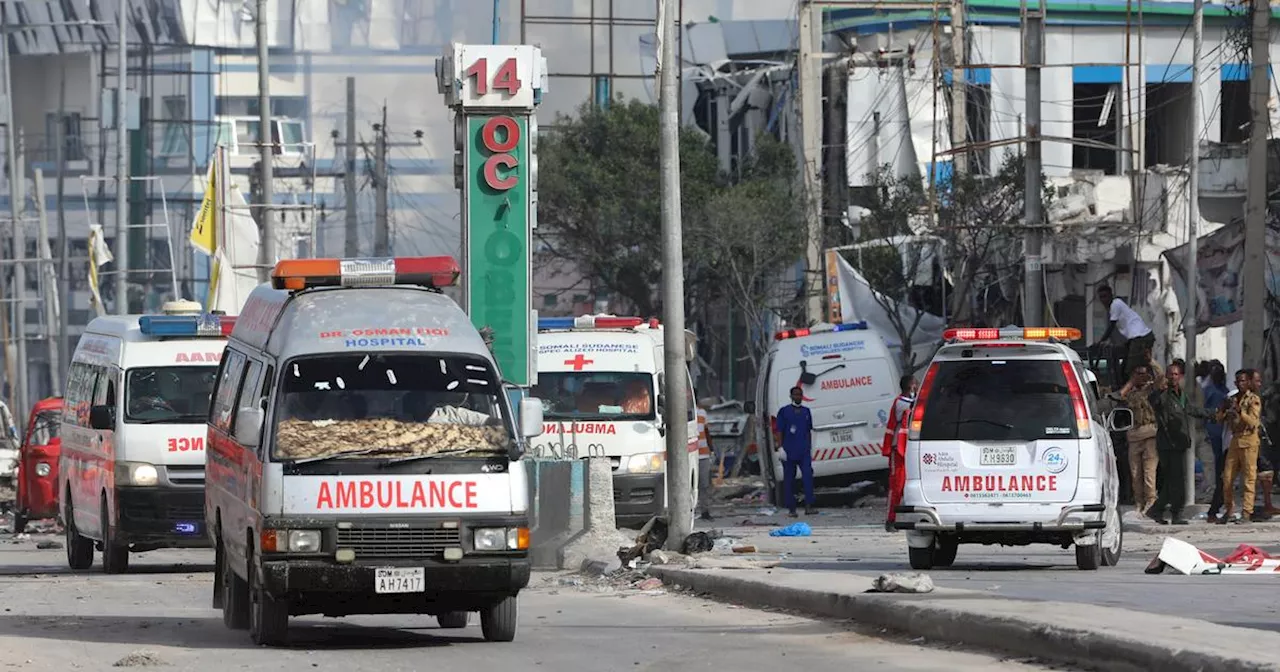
235,407,264,448
1108,408,1133,433
519,398,544,438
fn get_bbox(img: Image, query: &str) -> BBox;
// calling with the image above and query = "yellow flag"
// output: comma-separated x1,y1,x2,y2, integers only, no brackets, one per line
189,155,217,255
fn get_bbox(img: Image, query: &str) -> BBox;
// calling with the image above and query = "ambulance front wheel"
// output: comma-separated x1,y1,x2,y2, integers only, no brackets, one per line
933,535,959,567
64,496,94,571
480,595,517,642
1075,533,1103,570
249,560,289,645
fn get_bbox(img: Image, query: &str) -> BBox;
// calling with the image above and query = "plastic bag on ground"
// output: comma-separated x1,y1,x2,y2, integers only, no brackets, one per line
769,522,812,537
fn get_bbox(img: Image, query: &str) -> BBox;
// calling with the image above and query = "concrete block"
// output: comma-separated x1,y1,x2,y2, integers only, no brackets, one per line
527,458,585,570
558,457,634,571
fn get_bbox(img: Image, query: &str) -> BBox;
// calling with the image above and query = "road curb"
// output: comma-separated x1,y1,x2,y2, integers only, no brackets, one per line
648,566,1280,672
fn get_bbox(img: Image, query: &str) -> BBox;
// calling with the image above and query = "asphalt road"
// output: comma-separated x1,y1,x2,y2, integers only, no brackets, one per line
709,501,1280,633
0,535,1061,672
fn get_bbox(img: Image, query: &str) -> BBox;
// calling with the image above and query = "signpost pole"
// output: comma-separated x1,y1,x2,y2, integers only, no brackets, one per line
438,44,546,387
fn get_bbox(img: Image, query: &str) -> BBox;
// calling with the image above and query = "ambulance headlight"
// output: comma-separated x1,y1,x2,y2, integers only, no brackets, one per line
34,462,51,477
625,452,665,474
115,462,159,487
474,528,507,551
287,530,322,553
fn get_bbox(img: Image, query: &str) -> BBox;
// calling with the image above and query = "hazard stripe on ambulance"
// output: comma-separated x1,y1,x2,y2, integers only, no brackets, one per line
812,444,881,461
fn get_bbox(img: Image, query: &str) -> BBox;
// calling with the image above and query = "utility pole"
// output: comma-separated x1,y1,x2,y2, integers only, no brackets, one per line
658,0,692,549
1183,0,1203,512
56,60,70,371
951,0,967,175
343,77,358,257
1022,0,1045,328
34,169,60,397
256,0,275,283
1242,0,1269,370
797,0,824,324
372,107,424,257
492,0,501,43
114,0,129,314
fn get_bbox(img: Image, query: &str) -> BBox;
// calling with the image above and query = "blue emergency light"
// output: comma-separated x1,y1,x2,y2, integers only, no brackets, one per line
537,315,649,331
537,317,576,330
138,314,237,338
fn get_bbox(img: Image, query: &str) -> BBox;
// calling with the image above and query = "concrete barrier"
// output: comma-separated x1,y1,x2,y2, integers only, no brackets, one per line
525,456,631,570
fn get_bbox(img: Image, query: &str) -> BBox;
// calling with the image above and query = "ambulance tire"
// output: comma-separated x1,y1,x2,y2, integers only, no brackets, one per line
212,538,224,609
100,498,130,575
908,540,935,570
64,498,94,571
1101,523,1123,567
220,541,250,630
480,596,518,643
437,611,469,629
933,535,959,567
1075,533,1103,571
249,559,289,646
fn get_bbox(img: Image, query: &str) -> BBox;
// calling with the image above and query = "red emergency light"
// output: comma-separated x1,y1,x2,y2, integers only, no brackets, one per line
943,327,1082,342
271,257,461,291
537,315,651,330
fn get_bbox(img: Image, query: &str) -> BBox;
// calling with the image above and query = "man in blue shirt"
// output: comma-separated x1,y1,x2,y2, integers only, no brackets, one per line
775,386,817,517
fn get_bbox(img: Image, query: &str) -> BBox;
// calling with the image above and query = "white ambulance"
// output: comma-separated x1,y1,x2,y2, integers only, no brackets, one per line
531,315,698,529
60,300,234,574
205,256,543,646
754,321,902,506
895,327,1127,571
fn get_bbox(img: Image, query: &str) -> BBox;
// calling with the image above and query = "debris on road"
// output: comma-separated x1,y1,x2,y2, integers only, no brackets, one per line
769,522,812,537
869,572,936,594
732,545,756,554
617,516,669,566
1147,537,1280,575
682,531,714,554
35,540,62,550
112,649,168,667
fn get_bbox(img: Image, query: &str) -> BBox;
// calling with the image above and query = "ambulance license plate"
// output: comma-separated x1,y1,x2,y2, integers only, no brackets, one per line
980,446,1017,466
375,568,425,594
830,429,853,444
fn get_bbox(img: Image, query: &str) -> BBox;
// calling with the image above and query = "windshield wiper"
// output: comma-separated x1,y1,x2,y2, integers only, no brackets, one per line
291,447,405,465
950,418,1015,429
378,448,488,467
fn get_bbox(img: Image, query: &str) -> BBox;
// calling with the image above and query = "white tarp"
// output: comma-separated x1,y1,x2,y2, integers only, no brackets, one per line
1163,217,1280,332
824,250,946,372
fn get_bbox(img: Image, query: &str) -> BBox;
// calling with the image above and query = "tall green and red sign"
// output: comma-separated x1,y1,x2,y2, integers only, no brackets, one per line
438,44,545,385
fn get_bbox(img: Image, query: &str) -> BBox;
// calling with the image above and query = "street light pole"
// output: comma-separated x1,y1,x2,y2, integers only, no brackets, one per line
256,0,275,283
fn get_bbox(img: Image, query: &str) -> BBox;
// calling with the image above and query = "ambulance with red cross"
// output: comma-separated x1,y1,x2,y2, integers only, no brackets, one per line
894,327,1128,572
60,300,235,574
532,315,699,529
755,321,901,506
204,257,544,646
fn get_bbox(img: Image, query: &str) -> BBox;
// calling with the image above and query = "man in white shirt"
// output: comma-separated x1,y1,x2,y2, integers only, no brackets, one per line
1094,284,1155,381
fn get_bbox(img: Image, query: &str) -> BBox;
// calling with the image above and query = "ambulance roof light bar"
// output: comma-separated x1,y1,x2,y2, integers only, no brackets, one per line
138,313,237,338
943,327,1082,343
537,315,649,331
270,256,461,291
775,321,868,341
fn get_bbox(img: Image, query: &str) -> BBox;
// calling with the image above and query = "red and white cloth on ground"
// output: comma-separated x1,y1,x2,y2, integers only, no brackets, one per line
1147,537,1280,575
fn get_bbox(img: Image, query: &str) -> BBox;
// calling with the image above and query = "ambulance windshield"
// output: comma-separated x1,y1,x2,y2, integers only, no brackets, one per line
124,367,219,424
531,372,655,421
273,353,513,461
918,360,1079,441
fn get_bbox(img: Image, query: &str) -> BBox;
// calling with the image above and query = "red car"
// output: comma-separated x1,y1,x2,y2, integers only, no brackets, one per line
14,397,62,534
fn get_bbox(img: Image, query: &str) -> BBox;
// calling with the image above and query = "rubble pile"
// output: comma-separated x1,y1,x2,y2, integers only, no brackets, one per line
275,418,509,458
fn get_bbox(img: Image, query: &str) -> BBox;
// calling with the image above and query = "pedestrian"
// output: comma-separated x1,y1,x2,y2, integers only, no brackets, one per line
695,401,714,521
1219,369,1264,524
1147,360,1213,525
773,386,816,517
1114,363,1159,512
1204,363,1231,523
1092,285,1156,381
881,374,917,532
1252,370,1279,518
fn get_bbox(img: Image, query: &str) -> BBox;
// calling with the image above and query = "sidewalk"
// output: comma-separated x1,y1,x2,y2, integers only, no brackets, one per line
657,494,1280,670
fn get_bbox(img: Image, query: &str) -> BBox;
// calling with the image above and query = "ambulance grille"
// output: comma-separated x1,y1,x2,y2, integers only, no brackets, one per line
336,528,461,559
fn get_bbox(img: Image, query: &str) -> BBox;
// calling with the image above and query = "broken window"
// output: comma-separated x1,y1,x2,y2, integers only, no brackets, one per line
273,353,513,461
1145,83,1192,167
1072,83,1120,175
1221,80,1250,143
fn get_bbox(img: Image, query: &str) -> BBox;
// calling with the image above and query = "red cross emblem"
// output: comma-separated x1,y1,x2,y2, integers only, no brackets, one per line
565,354,594,371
